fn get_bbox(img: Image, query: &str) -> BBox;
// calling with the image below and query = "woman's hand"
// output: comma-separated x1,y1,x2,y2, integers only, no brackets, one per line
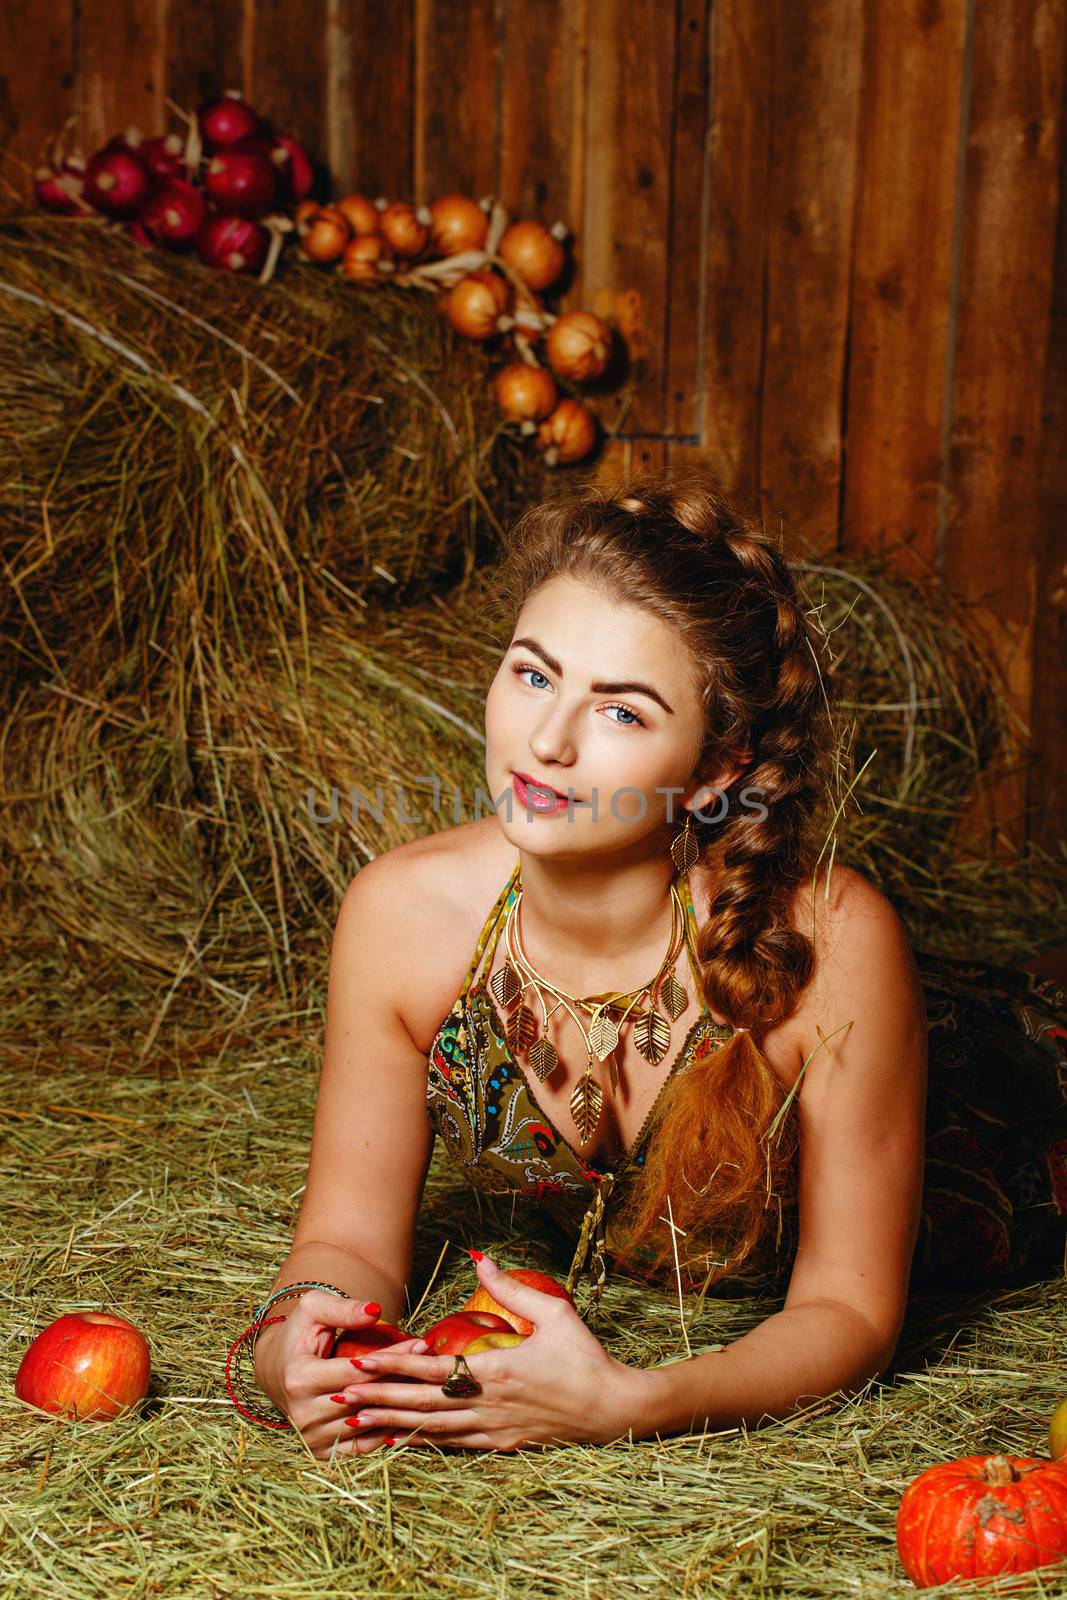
332,1254,647,1454
252,1290,430,1459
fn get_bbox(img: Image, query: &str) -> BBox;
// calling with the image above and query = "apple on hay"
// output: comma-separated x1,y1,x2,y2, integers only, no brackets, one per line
15,1312,151,1421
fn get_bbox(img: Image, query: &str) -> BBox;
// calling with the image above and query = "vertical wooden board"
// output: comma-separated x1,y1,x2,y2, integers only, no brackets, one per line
579,0,677,438
414,0,498,202
698,0,773,502
165,0,245,117
328,0,414,199
249,0,328,161
0,2,75,202
80,0,167,152
943,0,1065,853
592,436,669,487
1033,41,1067,856
498,0,583,224
842,0,968,571
759,0,864,554
664,0,711,440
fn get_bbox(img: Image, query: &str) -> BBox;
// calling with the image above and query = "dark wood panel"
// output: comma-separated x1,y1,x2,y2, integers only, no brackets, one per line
414,0,497,202
328,0,414,199
165,0,244,116
695,0,773,501
944,0,1065,854
0,0,75,201
581,0,677,437
1034,18,1067,858
759,0,863,554
80,0,166,152
664,0,711,441
498,0,582,223
842,0,969,573
248,0,328,163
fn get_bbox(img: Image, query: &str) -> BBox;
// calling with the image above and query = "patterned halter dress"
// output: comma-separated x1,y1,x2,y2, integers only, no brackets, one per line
425,860,1067,1321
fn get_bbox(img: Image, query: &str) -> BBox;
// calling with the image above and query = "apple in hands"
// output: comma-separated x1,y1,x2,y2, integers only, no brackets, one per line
460,1330,527,1354
15,1312,151,1421
331,1323,409,1361
462,1268,575,1337
419,1311,515,1356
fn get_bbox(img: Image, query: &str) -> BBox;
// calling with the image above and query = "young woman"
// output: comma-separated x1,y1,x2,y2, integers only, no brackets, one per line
248,469,1067,1458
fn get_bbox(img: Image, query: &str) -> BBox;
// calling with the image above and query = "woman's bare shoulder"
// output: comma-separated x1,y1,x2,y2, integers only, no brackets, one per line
342,818,515,1052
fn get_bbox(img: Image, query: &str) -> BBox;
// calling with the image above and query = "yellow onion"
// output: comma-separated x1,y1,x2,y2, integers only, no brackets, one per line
379,200,428,258
546,309,612,382
336,193,381,236
430,193,488,255
295,198,320,233
494,363,557,425
537,398,597,465
499,220,566,291
341,233,393,281
299,205,350,263
445,273,508,339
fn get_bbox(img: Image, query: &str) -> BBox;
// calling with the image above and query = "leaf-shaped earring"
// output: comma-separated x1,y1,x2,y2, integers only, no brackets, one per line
670,812,699,874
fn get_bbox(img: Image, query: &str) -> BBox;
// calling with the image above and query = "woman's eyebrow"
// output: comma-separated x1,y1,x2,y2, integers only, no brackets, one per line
508,636,674,714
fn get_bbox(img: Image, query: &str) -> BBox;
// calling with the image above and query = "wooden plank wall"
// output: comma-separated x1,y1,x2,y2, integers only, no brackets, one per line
1,0,1064,855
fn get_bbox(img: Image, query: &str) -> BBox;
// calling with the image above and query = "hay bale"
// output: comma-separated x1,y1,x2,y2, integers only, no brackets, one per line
0,214,549,704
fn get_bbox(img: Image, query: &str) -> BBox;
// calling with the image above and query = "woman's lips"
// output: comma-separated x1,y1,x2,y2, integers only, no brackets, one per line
511,772,577,812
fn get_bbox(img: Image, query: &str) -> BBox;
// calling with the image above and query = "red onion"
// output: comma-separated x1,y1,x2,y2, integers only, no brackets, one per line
141,178,206,248
83,148,153,218
271,134,314,203
34,162,89,215
197,92,260,151
104,126,145,157
196,213,268,273
204,146,277,217
139,134,187,182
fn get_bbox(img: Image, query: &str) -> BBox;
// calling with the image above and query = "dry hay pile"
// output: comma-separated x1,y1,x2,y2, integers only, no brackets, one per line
3,210,1067,1600
0,214,548,708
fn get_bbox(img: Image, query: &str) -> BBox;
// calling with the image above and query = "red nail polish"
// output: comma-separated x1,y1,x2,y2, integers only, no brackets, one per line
467,1248,484,1261
349,1357,364,1369
329,1394,347,1403
384,1435,399,1445
363,1301,381,1317
344,1416,370,1428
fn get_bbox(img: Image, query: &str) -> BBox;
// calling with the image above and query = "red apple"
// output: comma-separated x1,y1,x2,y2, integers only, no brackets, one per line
462,1269,576,1337
331,1322,408,1361
420,1310,515,1356
461,1330,527,1354
15,1312,150,1420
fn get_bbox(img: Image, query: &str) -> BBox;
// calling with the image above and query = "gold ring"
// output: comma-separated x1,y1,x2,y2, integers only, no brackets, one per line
441,1353,481,1398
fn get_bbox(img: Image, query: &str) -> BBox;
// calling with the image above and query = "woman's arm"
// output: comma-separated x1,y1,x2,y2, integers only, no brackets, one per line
253,851,436,1392
628,868,928,1439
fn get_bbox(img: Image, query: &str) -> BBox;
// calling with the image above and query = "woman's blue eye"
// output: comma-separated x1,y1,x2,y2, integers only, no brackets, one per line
510,663,646,728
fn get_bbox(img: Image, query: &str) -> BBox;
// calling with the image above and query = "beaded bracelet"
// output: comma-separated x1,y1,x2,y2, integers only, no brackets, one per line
249,1280,350,1359
225,1316,292,1429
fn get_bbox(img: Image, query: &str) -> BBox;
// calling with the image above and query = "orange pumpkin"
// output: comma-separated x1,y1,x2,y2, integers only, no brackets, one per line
896,1453,1067,1585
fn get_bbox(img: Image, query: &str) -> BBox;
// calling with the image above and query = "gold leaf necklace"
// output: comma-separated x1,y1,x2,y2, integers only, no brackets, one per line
489,867,691,1148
